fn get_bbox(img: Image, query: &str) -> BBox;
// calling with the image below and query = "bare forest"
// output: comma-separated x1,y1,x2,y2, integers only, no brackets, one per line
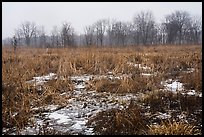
3,11,202,47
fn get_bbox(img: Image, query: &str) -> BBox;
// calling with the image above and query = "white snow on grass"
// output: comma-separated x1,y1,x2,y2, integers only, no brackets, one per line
74,84,86,89
70,120,86,130
26,72,57,86
156,112,171,119
186,68,195,73
166,81,184,92
162,79,184,92
187,91,196,96
16,70,200,135
181,90,202,97
19,73,138,135
161,79,202,97
33,73,57,82
48,111,71,124
71,75,93,91
127,62,151,70
70,75,93,82
198,93,202,97
141,73,156,76
31,104,60,112
181,90,196,96
45,105,60,111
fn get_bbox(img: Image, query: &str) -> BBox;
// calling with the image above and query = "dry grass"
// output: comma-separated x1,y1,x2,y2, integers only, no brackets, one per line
86,101,148,135
139,90,174,113
139,89,202,114
178,93,202,112
2,45,202,134
148,119,201,135
179,69,202,92
92,75,157,94
2,48,74,131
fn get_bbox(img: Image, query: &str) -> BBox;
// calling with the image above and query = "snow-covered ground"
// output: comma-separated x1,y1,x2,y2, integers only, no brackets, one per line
3,65,201,135
26,73,57,86
15,73,138,135
161,78,202,97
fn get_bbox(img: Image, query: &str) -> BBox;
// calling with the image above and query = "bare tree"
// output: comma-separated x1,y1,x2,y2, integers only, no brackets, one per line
94,19,108,46
164,11,191,44
133,11,156,45
130,23,140,45
19,21,37,46
150,23,159,45
51,26,60,47
61,22,75,47
84,25,95,46
158,23,167,44
107,19,116,46
12,35,17,52
113,21,129,46
189,16,202,44
14,28,23,46
38,25,47,48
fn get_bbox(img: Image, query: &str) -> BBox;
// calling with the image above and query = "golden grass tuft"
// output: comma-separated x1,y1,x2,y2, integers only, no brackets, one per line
148,119,201,135
87,102,148,135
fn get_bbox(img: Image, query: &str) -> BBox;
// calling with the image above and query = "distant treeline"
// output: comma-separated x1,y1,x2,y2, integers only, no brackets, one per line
2,10,202,47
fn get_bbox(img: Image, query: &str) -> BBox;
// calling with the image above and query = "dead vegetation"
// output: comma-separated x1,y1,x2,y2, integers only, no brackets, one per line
148,119,200,135
86,102,148,135
2,45,202,135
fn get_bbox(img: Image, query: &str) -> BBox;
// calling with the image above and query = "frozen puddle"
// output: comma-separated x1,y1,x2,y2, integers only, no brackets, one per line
21,73,137,135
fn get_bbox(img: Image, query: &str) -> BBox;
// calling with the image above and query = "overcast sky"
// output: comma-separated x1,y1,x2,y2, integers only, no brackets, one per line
2,2,202,39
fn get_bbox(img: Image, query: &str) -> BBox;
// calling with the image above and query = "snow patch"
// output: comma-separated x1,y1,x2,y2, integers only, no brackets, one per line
186,68,195,73
75,84,86,89
70,75,93,82
161,79,201,97
162,79,184,92
141,73,155,76
127,62,151,70
21,74,137,135
26,73,57,86
48,111,71,124
70,120,86,130
156,112,171,119
181,90,202,97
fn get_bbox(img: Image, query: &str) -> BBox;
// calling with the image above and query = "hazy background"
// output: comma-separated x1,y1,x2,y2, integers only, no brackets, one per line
2,2,202,39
